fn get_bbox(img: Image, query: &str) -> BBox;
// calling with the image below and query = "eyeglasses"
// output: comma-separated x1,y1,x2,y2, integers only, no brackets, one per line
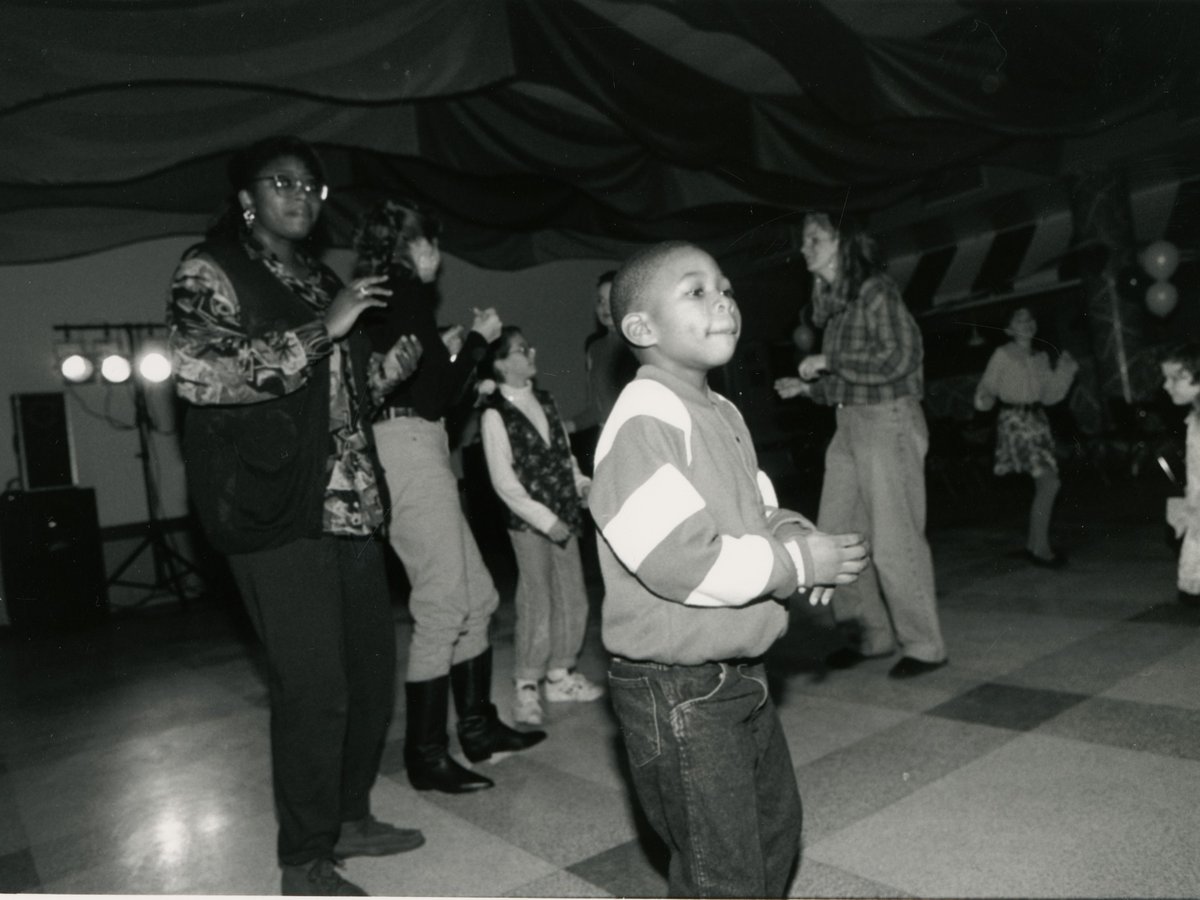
506,345,533,358
255,174,329,201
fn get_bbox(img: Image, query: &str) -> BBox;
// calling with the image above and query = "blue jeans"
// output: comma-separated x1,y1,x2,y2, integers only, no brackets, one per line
608,657,802,897
818,396,946,662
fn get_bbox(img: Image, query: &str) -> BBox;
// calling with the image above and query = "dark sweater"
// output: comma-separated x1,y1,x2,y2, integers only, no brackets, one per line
360,268,486,420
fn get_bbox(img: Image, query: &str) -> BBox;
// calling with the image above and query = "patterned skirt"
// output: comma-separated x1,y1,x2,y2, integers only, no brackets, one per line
994,405,1057,477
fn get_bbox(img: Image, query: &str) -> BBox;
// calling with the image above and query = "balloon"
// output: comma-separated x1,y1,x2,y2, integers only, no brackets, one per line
792,324,815,352
1141,240,1180,281
1145,280,1178,317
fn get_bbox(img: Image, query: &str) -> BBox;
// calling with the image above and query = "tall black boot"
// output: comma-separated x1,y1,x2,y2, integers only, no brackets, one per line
451,647,547,764
404,677,493,793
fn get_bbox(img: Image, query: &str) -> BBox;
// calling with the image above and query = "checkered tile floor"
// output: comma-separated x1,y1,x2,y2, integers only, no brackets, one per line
1,475,1197,897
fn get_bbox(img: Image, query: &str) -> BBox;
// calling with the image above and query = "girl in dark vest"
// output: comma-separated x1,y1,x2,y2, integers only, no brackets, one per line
479,327,604,727
167,136,424,896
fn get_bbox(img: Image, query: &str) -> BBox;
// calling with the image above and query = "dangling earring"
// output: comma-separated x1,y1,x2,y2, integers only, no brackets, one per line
242,207,256,227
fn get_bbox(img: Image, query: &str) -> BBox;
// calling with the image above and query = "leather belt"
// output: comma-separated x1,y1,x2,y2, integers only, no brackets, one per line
375,406,421,422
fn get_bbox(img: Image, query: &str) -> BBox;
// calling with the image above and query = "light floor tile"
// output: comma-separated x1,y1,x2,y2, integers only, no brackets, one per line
776,694,912,767
805,733,1200,898
1101,636,1200,710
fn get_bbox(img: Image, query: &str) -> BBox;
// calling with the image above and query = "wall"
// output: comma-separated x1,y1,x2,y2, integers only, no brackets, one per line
0,238,614,530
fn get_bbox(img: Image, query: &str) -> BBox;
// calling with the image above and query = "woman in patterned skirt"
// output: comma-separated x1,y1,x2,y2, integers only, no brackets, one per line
974,306,1079,566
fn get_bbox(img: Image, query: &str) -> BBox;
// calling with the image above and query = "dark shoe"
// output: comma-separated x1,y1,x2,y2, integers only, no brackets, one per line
404,677,494,793
1025,549,1066,569
824,647,888,670
451,648,547,764
334,815,424,858
281,858,367,896
888,656,948,679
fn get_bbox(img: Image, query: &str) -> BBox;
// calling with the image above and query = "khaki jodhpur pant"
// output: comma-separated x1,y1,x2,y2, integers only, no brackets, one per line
373,416,500,682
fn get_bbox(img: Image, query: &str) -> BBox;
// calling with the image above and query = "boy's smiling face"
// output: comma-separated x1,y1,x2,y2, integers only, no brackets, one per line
1161,361,1200,407
624,246,740,387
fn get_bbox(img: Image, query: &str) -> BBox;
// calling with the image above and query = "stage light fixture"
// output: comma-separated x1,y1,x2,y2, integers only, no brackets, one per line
136,348,173,384
96,342,133,384
57,342,96,384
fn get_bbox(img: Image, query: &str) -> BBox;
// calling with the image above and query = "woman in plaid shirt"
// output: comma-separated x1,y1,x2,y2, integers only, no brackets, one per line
775,212,948,679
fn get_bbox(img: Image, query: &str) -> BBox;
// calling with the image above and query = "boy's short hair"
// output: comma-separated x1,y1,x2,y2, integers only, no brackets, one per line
1161,341,1200,378
609,240,697,330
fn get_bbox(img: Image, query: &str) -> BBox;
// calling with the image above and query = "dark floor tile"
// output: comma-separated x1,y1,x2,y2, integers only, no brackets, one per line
1126,601,1200,626
928,682,1088,732
797,715,1016,843
566,837,668,899
1038,696,1200,761
0,848,39,893
1006,621,1197,695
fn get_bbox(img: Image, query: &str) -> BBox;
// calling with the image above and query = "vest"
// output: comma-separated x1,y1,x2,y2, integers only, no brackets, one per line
179,237,333,554
488,389,582,538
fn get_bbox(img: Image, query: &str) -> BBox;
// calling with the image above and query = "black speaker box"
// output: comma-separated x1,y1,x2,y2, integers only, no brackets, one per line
1,488,108,631
11,392,77,490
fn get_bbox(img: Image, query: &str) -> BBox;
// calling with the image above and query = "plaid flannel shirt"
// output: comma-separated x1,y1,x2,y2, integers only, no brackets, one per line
809,273,924,407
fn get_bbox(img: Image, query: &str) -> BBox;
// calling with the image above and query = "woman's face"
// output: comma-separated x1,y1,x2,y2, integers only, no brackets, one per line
801,221,839,281
239,155,324,245
1006,307,1037,341
404,237,441,282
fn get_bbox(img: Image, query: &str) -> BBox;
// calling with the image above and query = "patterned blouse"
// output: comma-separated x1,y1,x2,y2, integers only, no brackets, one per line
168,233,397,537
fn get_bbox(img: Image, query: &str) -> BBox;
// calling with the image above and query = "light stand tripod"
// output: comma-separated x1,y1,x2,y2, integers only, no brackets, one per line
54,320,208,609
106,377,205,607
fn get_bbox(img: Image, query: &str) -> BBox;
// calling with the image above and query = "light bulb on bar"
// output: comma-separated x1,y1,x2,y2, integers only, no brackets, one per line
96,342,133,384
137,349,173,384
58,343,96,383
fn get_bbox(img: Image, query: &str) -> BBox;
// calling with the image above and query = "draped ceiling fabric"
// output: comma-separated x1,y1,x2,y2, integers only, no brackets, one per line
3,0,1199,271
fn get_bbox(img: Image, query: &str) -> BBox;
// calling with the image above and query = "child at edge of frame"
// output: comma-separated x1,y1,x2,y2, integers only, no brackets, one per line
1161,341,1200,607
587,239,870,897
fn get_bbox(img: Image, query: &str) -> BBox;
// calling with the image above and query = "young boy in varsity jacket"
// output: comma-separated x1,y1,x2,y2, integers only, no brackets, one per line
589,241,869,897
480,326,605,728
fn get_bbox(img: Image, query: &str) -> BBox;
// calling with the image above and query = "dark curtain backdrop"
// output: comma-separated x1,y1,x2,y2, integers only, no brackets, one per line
3,0,1197,268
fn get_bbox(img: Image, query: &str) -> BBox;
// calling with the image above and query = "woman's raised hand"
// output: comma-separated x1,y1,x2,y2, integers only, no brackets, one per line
471,307,503,343
798,353,828,381
774,377,810,399
326,275,392,338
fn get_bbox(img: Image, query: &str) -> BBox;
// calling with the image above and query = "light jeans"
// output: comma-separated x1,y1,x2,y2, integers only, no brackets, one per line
508,530,590,682
818,396,946,662
608,657,802,897
373,416,499,681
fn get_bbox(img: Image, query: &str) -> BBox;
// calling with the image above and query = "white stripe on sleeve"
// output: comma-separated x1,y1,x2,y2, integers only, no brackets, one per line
602,463,705,572
595,380,693,469
684,533,774,607
757,470,779,509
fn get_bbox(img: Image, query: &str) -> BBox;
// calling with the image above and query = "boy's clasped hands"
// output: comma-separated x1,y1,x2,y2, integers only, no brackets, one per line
769,508,869,607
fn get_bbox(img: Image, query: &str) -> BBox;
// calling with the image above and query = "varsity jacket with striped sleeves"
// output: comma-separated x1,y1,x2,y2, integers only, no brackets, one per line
590,365,813,666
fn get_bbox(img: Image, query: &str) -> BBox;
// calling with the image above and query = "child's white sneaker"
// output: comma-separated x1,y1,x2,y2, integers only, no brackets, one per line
543,671,604,703
513,684,544,725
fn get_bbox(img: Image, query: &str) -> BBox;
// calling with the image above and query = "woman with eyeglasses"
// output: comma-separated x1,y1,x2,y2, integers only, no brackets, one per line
167,136,425,896
351,199,546,797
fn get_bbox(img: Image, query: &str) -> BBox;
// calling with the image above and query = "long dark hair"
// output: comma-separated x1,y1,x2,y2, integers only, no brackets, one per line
352,198,443,278
206,135,328,244
804,211,886,302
